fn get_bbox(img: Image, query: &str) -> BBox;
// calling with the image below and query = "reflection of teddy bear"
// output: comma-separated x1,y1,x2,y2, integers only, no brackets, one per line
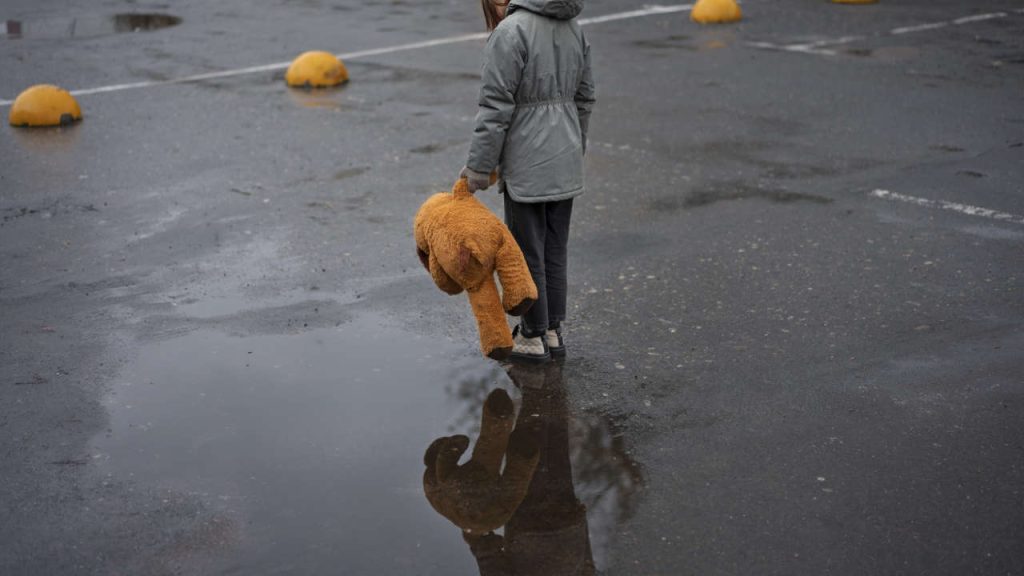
423,388,540,532
424,363,596,575
414,178,537,360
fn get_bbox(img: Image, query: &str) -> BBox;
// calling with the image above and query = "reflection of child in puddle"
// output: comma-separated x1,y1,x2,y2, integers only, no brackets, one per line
423,363,595,575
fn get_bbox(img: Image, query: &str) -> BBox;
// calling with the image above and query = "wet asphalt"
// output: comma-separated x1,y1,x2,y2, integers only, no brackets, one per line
2,0,1023,574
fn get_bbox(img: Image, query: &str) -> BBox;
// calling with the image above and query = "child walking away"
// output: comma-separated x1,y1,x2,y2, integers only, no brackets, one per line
460,0,595,363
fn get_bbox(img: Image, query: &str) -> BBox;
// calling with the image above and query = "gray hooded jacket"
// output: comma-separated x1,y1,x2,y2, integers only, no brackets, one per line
466,0,595,203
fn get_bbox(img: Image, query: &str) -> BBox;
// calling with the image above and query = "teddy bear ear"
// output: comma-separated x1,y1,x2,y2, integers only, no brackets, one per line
457,242,489,277
416,246,430,270
462,241,494,270
424,435,470,482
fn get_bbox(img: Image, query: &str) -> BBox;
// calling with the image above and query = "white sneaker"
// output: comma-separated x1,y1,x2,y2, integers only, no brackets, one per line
509,325,550,364
545,328,565,358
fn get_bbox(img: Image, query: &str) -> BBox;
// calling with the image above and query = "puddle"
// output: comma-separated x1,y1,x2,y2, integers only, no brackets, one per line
110,13,181,32
930,144,965,153
94,313,641,573
409,140,465,155
334,166,372,181
9,122,81,153
287,88,349,110
427,362,644,572
844,46,920,62
3,13,181,40
956,170,985,178
651,183,833,211
166,288,349,320
632,33,733,52
170,295,260,319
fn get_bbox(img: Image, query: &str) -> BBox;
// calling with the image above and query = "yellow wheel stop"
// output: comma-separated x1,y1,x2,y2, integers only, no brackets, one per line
8,85,82,127
691,0,742,24
285,51,349,88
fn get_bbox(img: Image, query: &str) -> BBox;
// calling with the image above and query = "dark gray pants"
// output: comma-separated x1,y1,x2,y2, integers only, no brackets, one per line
503,194,574,338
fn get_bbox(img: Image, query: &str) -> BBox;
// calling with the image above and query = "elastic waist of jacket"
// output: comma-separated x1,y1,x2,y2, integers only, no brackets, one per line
516,96,576,108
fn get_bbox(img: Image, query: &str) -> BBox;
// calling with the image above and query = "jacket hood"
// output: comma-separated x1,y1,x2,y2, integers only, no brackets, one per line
508,0,583,20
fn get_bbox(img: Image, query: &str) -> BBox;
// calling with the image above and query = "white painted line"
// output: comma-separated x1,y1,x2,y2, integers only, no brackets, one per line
63,62,295,98
747,42,839,56
953,12,1007,25
751,8,1020,57
891,22,948,35
42,33,500,101
0,4,692,107
578,3,692,25
869,189,1024,225
337,32,488,60
750,35,862,56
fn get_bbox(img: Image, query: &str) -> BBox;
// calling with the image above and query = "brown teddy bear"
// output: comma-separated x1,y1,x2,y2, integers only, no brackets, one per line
414,178,537,359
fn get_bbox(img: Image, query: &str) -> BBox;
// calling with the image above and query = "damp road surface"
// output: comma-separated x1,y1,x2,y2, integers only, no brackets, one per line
2,0,1024,574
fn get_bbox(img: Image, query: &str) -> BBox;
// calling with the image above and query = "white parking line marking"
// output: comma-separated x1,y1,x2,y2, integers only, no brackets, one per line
578,3,692,25
0,4,693,107
869,189,1024,225
751,9,1020,56
748,36,861,56
891,22,949,35
51,62,296,99
952,12,1007,25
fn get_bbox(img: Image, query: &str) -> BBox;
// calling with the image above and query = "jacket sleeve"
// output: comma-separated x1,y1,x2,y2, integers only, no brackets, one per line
466,25,526,174
574,31,595,155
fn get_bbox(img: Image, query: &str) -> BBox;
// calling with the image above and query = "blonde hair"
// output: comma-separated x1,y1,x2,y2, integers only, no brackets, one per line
481,0,509,31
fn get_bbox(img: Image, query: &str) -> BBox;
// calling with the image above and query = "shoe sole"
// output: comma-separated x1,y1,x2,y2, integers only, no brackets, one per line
508,350,550,364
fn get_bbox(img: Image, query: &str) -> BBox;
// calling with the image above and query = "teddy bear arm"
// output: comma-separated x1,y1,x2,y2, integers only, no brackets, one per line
495,229,538,316
470,389,516,476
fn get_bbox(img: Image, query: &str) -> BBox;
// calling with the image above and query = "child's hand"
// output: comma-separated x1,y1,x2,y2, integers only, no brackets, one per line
459,166,493,194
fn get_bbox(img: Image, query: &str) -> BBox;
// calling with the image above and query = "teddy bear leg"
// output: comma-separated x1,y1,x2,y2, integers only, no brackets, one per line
466,276,514,360
470,389,516,475
495,231,538,316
